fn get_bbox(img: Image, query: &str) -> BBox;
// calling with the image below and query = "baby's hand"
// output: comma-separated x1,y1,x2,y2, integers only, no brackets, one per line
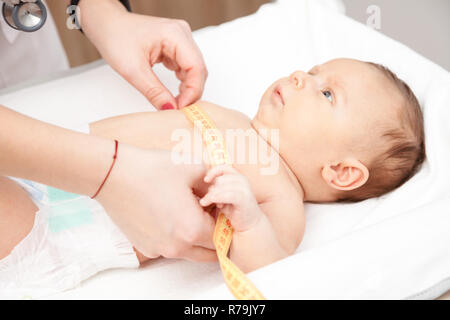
199,165,262,232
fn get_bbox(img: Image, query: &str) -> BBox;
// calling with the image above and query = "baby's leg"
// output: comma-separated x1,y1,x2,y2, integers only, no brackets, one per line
0,178,149,266
0,176,37,260
1,177,142,298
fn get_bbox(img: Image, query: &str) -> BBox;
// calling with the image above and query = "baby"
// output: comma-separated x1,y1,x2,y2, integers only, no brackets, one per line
0,58,425,296
90,58,426,271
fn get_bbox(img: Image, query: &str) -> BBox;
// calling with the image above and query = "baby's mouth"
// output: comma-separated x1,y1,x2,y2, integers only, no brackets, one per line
272,85,285,107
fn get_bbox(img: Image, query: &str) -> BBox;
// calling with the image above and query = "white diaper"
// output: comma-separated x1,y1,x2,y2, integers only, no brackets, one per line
0,178,139,299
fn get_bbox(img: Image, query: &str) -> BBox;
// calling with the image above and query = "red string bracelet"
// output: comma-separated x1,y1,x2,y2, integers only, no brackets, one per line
91,139,119,199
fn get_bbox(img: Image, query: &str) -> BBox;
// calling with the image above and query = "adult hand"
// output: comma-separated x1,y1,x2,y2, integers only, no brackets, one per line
3,0,36,5
79,0,208,110
96,144,217,262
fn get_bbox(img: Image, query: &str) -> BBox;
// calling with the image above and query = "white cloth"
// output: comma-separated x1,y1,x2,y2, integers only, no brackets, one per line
0,0,69,88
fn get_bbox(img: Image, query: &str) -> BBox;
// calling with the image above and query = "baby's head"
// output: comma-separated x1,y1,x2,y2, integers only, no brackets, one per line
252,58,425,202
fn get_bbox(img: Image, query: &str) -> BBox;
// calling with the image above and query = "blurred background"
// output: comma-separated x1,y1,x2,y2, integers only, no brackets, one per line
46,0,449,71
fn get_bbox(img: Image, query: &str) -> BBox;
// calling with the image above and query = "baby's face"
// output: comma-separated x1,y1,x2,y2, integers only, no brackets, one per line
252,58,400,200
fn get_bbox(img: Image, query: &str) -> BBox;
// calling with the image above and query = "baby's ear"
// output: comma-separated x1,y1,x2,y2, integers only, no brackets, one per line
321,159,369,191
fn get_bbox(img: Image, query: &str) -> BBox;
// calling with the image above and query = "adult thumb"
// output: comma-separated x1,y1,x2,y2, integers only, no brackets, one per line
130,63,177,110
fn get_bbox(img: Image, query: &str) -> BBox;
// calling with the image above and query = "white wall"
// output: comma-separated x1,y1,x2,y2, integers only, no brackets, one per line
341,0,450,71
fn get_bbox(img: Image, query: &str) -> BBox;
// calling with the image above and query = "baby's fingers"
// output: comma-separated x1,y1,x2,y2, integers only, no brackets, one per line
204,164,237,183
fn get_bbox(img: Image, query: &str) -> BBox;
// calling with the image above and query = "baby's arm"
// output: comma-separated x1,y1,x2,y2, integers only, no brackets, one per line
200,165,304,273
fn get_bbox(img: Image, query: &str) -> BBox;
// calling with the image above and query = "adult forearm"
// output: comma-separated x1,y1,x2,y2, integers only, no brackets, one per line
78,0,127,47
0,105,115,196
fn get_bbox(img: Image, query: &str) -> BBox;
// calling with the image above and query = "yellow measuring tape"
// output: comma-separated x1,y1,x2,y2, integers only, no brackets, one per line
182,104,266,300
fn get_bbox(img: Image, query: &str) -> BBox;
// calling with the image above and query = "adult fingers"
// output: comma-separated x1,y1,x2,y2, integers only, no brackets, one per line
174,184,216,249
189,208,216,250
162,55,180,72
176,69,206,109
182,246,218,263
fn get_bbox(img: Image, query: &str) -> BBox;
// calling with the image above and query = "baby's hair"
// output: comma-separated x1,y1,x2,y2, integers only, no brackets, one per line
338,62,425,202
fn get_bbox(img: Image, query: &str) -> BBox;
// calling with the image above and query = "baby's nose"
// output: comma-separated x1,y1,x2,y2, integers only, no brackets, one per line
289,71,307,89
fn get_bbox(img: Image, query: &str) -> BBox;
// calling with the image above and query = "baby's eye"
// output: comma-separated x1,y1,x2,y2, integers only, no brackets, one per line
322,90,333,103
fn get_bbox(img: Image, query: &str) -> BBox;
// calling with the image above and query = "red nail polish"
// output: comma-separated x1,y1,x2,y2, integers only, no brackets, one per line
161,103,174,110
